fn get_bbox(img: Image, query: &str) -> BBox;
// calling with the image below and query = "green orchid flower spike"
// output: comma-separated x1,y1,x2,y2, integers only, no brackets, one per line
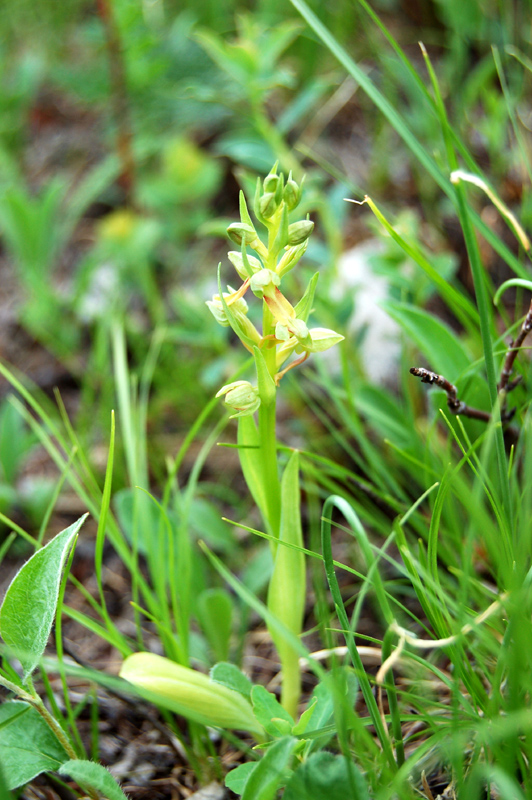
208,165,344,719
122,167,344,735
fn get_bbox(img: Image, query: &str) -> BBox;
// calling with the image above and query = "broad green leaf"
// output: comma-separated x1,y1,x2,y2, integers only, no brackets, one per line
0,757,12,800
267,450,305,719
190,498,236,553
283,752,370,800
0,701,68,789
58,760,129,800
196,588,233,662
251,685,294,737
381,300,472,381
0,515,87,681
210,662,254,700
241,737,296,800
225,761,257,795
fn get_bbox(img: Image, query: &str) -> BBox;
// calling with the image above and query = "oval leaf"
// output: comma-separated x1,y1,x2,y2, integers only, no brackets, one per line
58,760,129,800
0,515,87,681
283,752,369,800
0,701,68,789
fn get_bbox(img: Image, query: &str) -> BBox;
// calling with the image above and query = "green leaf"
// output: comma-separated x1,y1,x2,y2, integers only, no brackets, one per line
196,588,233,662
253,346,276,409
225,761,257,795
0,515,87,681
0,701,69,789
210,662,254,701
190,498,237,553
381,300,472,381
283,752,370,800
0,757,13,800
58,760,129,800
251,685,294,737
241,737,296,800
295,681,334,749
267,450,305,718
294,273,319,323
291,697,317,736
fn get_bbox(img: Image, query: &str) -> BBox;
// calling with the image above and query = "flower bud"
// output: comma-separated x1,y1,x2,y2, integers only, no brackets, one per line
263,173,280,194
283,176,301,210
227,223,259,246
216,381,261,418
259,192,279,219
228,251,262,280
277,241,308,277
296,327,344,354
287,220,314,246
120,652,263,736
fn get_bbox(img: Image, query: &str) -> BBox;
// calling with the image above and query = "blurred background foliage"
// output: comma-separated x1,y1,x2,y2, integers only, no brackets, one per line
0,0,530,524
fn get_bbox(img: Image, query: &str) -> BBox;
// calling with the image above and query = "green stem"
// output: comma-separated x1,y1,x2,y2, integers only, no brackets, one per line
258,304,281,543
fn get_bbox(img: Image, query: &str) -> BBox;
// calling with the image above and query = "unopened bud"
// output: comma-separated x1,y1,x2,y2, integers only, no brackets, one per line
259,192,279,219
287,220,314,246
277,241,308,277
228,251,262,280
263,173,280,193
120,652,263,735
296,327,344,354
283,177,301,210
227,223,259,246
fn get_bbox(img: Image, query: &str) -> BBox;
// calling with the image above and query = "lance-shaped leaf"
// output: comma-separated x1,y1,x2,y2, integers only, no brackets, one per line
267,451,305,718
58,760,129,800
0,515,87,682
294,272,319,323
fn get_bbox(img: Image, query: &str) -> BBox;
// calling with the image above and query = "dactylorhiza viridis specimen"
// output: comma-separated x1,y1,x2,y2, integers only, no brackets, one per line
120,166,343,729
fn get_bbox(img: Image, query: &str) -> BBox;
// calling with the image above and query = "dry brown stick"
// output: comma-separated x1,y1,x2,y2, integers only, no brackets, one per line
498,299,532,422
409,367,491,422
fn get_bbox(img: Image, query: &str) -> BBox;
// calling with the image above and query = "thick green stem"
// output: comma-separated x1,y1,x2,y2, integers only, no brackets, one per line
258,303,282,543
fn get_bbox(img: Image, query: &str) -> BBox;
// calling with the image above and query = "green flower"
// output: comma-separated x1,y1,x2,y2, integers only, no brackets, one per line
206,284,249,326
216,380,261,418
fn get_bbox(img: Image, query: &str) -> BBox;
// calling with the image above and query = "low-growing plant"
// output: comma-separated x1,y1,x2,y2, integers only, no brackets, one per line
118,165,355,792
0,516,129,798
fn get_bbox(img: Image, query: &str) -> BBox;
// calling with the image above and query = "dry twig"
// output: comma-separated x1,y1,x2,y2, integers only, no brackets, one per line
411,299,532,431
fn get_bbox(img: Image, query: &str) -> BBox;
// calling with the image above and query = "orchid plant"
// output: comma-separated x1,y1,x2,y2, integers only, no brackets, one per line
209,165,343,716
120,165,343,728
